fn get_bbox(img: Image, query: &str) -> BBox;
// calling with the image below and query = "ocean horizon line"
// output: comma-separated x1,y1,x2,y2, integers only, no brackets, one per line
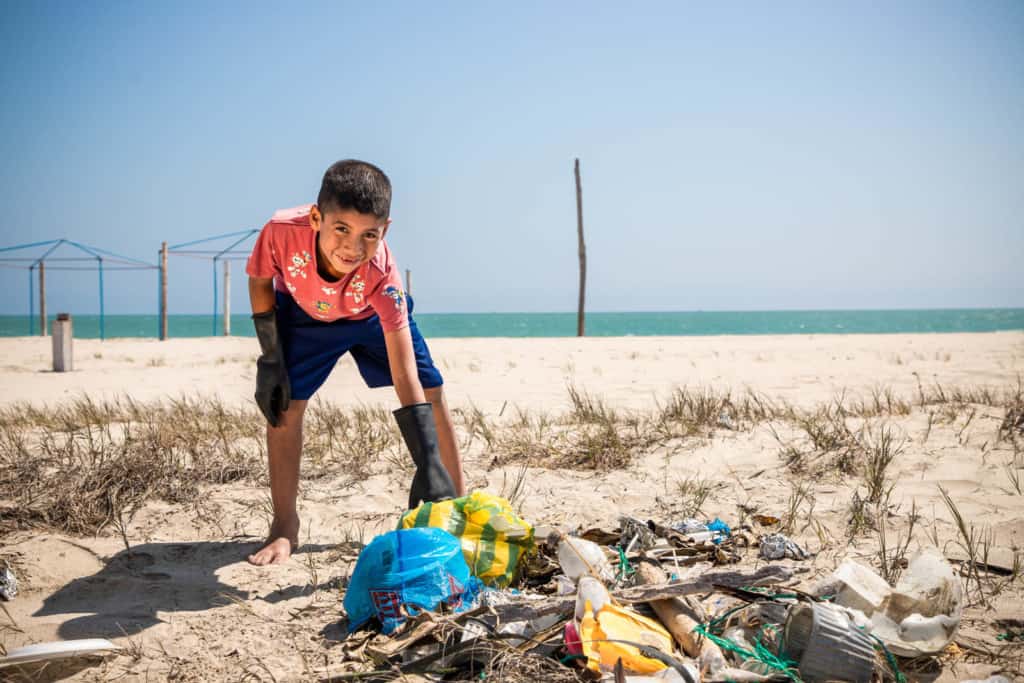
1,308,1022,339
1,305,1021,317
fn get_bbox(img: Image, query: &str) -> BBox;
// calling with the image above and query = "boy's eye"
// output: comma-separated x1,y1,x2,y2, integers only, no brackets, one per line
364,233,379,240
336,227,348,234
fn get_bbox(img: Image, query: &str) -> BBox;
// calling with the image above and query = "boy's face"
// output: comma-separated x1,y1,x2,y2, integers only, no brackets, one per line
310,205,390,278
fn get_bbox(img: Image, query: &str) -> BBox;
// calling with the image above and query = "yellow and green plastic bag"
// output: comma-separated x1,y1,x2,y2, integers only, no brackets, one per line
399,491,534,587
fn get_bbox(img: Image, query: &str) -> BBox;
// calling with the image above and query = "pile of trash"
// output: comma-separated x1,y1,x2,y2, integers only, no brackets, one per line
336,491,965,682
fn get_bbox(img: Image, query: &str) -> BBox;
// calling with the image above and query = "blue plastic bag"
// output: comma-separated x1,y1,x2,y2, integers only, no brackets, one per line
343,527,482,634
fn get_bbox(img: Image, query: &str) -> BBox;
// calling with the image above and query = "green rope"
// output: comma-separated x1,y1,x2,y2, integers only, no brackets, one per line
706,602,754,634
869,634,907,683
693,622,801,681
615,546,636,582
739,585,800,600
558,654,587,665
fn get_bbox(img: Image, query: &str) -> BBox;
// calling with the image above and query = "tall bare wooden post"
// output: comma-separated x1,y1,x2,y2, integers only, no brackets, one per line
405,269,412,296
159,242,168,340
574,158,586,337
223,260,231,336
39,261,47,336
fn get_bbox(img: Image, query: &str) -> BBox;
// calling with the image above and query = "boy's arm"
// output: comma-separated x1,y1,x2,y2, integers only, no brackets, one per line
249,276,276,314
384,327,426,406
249,276,290,426
385,326,456,508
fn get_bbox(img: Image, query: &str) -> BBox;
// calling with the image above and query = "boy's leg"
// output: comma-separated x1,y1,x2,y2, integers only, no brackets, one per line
248,399,308,566
424,385,465,496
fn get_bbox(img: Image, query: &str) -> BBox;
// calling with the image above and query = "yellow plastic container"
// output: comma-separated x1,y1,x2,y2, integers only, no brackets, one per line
578,599,674,674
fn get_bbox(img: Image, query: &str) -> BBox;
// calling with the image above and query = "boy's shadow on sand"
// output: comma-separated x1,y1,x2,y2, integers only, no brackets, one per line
33,540,333,639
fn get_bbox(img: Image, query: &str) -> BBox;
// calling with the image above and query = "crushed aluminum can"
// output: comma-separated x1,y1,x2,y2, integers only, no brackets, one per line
0,566,18,600
759,533,810,561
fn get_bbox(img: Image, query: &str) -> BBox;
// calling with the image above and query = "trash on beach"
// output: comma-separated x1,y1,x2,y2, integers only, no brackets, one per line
780,602,877,683
343,527,483,634
557,534,617,583
0,639,120,669
757,533,810,561
399,490,534,587
820,548,964,657
331,502,948,682
620,514,660,552
670,518,731,545
577,594,675,674
0,566,17,601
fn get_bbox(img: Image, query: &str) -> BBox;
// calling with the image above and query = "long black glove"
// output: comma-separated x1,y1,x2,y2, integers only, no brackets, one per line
252,309,291,427
394,402,457,509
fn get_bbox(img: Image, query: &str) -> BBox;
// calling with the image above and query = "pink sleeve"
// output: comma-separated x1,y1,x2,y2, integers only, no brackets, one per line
368,267,409,333
245,223,281,279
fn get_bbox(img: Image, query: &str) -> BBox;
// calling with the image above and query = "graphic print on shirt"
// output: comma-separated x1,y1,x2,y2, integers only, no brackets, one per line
383,285,405,311
321,286,338,296
345,274,367,313
314,301,332,317
287,251,312,279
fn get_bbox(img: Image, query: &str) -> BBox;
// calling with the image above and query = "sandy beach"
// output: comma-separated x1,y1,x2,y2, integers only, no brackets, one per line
1,331,1022,681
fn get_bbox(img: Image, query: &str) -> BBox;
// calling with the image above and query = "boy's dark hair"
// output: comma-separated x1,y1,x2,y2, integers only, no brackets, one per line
316,159,391,219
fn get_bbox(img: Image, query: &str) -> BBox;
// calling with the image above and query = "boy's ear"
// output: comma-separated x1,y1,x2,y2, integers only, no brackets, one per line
380,218,392,238
309,204,322,232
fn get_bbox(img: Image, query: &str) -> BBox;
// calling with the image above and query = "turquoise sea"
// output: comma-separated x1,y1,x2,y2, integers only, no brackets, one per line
0,309,1022,339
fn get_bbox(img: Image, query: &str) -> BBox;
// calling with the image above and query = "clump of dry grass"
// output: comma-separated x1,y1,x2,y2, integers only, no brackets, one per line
773,404,863,476
676,474,726,518
846,489,877,537
1000,379,1024,443
781,479,815,535
939,485,991,606
0,396,398,536
862,424,907,504
303,400,399,478
876,498,917,584
483,648,581,682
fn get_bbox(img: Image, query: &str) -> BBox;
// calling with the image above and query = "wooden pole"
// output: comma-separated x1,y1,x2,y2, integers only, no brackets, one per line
575,158,586,337
160,242,168,341
223,260,231,336
39,261,47,336
405,268,412,296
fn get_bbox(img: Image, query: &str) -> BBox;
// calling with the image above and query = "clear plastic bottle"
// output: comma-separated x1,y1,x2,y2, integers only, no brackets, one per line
556,536,616,583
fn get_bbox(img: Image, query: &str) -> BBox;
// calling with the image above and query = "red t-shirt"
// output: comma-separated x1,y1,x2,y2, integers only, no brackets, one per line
245,205,408,332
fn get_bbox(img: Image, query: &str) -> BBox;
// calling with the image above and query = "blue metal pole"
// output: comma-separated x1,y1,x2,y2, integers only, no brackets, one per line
98,258,105,340
28,266,34,335
212,258,218,336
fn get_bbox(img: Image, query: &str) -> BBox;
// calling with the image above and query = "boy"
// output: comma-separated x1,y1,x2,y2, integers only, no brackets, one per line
245,159,464,566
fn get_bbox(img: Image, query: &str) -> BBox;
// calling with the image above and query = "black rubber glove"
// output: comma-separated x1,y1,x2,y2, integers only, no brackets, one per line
393,402,457,509
252,309,291,427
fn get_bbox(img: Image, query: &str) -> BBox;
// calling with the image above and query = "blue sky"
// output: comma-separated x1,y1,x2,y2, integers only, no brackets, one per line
0,0,1021,314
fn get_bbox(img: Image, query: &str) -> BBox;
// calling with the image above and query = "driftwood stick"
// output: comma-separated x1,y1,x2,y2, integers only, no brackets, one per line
634,561,712,659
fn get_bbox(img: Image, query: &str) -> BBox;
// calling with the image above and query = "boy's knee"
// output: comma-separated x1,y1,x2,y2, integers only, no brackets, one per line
268,399,308,431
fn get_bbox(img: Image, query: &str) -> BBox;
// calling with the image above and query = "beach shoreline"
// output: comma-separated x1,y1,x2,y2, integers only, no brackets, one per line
1,331,1019,411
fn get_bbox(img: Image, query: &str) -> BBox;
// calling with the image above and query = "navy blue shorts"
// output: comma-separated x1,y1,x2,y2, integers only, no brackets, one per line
276,291,443,400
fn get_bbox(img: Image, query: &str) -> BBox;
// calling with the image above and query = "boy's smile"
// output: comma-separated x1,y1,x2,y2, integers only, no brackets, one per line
309,205,390,280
